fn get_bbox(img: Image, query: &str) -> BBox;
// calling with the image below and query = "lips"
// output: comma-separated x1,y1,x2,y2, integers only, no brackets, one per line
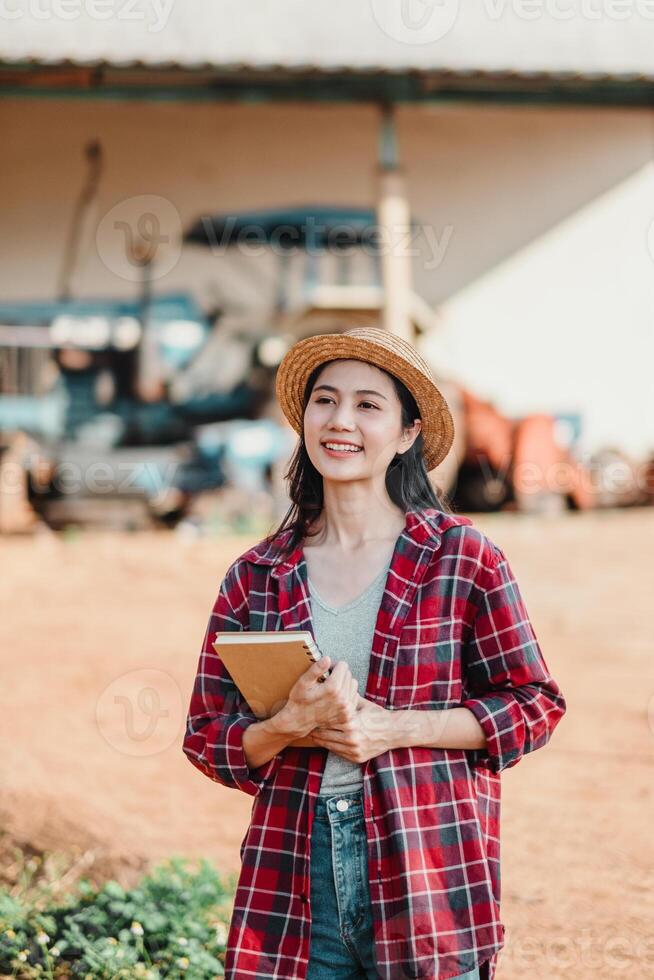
321,442,363,455
320,441,362,449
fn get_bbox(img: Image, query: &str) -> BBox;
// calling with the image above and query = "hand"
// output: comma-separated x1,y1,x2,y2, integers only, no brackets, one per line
272,657,359,739
306,694,396,763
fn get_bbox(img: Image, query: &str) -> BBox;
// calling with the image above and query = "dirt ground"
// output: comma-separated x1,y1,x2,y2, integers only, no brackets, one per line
1,508,652,978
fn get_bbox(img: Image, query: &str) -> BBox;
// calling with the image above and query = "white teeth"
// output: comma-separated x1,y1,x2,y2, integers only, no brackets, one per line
323,443,362,452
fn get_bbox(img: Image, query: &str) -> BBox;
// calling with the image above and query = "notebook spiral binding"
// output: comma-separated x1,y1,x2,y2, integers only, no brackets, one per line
303,640,330,682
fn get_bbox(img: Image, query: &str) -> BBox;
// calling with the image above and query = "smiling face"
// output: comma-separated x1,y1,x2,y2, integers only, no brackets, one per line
303,359,421,483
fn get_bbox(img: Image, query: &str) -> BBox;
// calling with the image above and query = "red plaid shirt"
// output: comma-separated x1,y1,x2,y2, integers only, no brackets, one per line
183,507,566,980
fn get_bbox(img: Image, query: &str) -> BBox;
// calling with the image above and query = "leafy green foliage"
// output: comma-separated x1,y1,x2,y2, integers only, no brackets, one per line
0,856,238,979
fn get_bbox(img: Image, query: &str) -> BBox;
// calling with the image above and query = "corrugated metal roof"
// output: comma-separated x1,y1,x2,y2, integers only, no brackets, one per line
2,0,654,79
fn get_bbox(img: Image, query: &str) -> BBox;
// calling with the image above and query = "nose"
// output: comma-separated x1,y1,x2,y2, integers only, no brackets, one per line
327,400,357,430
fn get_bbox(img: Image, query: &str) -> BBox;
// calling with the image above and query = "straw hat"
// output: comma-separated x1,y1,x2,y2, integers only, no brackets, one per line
275,326,454,471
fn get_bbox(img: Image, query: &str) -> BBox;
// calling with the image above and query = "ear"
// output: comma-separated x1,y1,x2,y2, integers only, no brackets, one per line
400,419,422,450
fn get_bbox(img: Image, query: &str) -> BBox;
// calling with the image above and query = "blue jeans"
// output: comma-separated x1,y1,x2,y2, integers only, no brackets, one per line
307,789,480,980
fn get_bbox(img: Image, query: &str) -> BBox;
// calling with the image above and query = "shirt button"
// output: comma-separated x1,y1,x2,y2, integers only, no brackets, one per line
336,799,349,812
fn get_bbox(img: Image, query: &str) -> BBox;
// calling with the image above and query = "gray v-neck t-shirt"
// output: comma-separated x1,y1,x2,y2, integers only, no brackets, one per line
308,558,392,796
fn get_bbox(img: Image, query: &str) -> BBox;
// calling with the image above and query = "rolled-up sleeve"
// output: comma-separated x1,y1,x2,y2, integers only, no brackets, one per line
182,561,285,797
461,544,567,774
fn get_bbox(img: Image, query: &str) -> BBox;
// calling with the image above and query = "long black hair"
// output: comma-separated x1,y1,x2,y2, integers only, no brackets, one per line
264,358,453,561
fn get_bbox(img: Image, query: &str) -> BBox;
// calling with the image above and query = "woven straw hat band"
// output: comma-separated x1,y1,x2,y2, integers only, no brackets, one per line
275,327,454,472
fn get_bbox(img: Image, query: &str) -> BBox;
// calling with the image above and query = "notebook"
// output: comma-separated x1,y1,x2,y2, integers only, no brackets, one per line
212,630,331,749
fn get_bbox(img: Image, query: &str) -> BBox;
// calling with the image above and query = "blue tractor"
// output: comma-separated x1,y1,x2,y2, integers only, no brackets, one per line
0,202,425,530
0,290,294,529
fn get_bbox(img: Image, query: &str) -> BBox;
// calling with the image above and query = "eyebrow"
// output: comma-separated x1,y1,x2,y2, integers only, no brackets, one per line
312,384,388,402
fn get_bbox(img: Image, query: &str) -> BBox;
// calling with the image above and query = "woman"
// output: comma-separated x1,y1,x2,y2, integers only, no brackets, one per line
183,326,567,980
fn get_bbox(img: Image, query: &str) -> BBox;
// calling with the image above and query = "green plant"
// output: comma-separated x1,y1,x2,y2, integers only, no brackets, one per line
0,856,239,979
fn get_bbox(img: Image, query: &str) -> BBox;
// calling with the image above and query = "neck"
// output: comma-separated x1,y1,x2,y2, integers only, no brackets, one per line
308,503,407,551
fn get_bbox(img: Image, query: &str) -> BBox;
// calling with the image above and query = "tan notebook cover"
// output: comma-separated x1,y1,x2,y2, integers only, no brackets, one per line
212,630,328,749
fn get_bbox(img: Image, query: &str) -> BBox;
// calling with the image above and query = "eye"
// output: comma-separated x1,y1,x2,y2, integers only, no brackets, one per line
314,397,378,409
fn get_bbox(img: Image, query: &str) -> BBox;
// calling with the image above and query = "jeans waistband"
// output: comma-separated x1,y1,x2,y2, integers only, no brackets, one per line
313,789,364,823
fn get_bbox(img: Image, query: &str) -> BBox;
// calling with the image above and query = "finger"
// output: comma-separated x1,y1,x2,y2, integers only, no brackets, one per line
338,666,356,706
320,660,341,695
315,655,331,683
325,664,353,719
305,657,333,700
331,660,351,693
